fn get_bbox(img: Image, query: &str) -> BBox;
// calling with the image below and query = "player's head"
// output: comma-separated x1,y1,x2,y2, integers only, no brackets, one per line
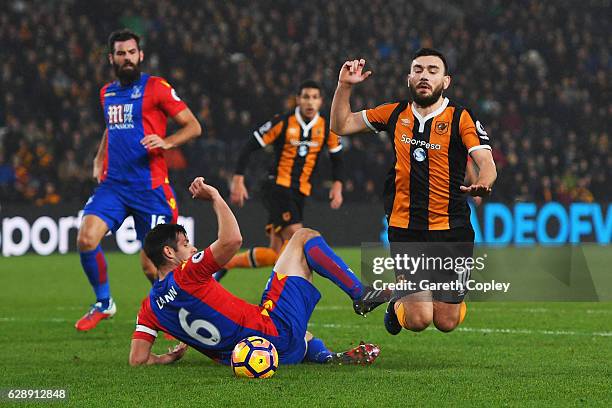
296,80,322,120
143,224,197,269
408,48,451,108
108,28,144,84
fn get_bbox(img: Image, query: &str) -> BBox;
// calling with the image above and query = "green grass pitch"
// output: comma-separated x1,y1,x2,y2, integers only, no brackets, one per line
1,248,611,407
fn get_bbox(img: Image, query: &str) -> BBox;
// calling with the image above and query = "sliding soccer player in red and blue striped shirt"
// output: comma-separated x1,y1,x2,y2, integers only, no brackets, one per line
75,29,202,331
129,177,380,366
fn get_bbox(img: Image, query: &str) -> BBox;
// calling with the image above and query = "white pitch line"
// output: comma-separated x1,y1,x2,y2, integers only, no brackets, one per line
313,306,346,311
2,318,611,337
307,322,612,337
472,307,612,315
586,310,612,315
454,327,612,337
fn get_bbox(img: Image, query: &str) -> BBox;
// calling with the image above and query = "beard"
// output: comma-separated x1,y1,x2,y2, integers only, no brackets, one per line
409,81,444,108
113,60,141,84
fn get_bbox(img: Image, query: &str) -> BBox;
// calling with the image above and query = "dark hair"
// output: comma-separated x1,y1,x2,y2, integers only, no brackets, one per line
108,28,141,54
412,48,449,75
297,80,321,95
143,224,187,268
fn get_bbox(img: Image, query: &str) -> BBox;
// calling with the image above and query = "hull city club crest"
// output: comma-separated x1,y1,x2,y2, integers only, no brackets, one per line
435,121,449,134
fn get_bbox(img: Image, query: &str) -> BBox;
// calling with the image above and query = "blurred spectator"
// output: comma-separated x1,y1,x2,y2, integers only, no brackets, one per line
35,181,61,206
0,150,17,201
0,0,609,205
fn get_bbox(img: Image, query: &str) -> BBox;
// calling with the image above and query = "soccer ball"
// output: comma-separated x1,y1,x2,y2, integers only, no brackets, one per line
231,336,278,379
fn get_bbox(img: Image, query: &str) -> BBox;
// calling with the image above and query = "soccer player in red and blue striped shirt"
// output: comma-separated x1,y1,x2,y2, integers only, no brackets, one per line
129,177,380,366
75,29,202,331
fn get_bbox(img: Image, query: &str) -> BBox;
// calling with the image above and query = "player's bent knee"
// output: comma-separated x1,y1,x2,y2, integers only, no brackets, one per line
396,302,432,332
433,316,459,332
292,228,320,244
403,316,432,332
76,232,98,252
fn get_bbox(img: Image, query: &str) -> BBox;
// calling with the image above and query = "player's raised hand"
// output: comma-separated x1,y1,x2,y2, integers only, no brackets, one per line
189,177,220,201
460,184,492,197
230,175,249,208
338,59,372,85
141,134,170,150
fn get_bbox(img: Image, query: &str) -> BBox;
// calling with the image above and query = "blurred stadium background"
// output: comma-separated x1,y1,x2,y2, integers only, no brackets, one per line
1,0,609,254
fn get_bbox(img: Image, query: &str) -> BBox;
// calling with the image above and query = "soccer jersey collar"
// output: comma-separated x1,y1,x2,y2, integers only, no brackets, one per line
411,97,449,133
295,107,320,137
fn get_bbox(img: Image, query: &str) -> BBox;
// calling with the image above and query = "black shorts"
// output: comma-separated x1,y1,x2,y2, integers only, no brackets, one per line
261,180,305,235
387,225,475,303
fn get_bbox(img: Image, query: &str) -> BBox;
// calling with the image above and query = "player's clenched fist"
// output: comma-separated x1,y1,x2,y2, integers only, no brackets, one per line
338,59,373,85
189,177,220,201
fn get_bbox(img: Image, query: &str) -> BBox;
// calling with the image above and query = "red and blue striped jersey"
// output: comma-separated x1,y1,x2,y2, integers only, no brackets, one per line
132,247,280,365
99,73,187,189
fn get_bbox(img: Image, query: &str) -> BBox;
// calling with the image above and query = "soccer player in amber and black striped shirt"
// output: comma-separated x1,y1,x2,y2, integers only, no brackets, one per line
217,81,344,278
331,48,497,335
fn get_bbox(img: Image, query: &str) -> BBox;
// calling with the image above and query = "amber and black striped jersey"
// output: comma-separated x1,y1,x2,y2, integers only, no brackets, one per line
362,97,491,230
235,107,343,196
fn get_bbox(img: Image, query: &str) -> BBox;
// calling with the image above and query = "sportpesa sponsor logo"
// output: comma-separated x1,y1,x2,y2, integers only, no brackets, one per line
289,140,320,147
400,134,442,150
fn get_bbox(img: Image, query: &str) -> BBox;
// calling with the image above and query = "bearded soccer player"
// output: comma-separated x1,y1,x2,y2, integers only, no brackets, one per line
221,80,344,278
330,48,497,334
75,29,202,331
129,177,379,366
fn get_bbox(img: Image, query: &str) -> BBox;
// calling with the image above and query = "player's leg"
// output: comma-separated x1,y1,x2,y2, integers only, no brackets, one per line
279,222,302,242
430,226,474,332
303,331,332,363
77,214,111,303
382,227,435,332
75,184,126,330
302,330,381,365
273,227,363,299
388,293,434,332
223,227,281,270
432,301,466,332
260,234,371,365
256,184,304,265
271,227,316,281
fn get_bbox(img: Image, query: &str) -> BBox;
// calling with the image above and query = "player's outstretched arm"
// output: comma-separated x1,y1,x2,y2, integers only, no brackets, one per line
330,59,372,135
461,149,497,197
189,177,243,265
129,339,188,366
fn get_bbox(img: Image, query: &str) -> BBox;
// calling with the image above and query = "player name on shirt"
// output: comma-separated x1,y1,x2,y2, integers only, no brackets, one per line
155,286,178,309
